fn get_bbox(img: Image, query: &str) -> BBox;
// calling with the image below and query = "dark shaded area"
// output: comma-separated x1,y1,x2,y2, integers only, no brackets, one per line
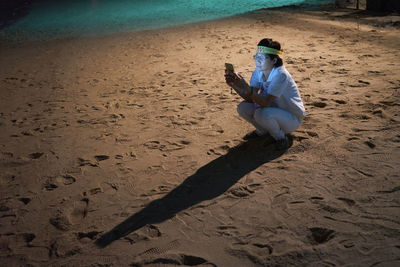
0,0,71,30
96,138,286,248
0,0,35,30
274,4,400,32
366,0,400,13
325,8,400,28
309,227,335,244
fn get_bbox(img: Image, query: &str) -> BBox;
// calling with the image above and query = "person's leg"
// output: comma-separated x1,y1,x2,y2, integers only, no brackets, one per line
237,102,267,136
253,107,301,140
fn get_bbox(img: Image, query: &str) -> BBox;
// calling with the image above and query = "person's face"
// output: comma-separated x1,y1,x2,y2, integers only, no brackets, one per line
254,53,276,71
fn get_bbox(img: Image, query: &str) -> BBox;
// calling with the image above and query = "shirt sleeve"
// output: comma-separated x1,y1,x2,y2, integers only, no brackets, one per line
266,72,287,97
249,70,261,89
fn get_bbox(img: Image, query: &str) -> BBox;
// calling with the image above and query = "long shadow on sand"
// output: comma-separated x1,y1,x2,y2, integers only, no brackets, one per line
96,137,285,248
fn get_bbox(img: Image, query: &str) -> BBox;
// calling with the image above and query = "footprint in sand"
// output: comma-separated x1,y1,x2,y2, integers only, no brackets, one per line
140,185,173,197
334,99,347,104
3,233,37,251
123,225,161,245
309,227,335,244
311,102,327,108
228,185,257,198
49,197,89,231
364,141,376,149
333,68,350,75
94,155,110,161
49,210,72,231
287,139,314,154
252,242,274,254
18,197,31,205
77,157,99,167
139,239,179,256
376,185,400,194
141,224,162,239
371,108,397,122
337,197,355,206
348,80,370,88
48,235,82,258
309,196,324,202
43,174,77,191
70,197,89,222
306,131,318,137
76,231,101,242
134,238,215,266
143,140,190,152
135,253,214,266
290,130,319,144
289,200,305,204
216,225,238,237
339,239,355,249
358,54,379,60
1,154,32,168
22,233,36,245
89,187,103,195
115,134,132,143
207,145,230,156
320,204,342,213
28,152,44,159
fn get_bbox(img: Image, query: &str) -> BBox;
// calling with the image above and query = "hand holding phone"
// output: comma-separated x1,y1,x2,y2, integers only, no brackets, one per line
225,63,234,74
225,63,235,83
225,63,236,94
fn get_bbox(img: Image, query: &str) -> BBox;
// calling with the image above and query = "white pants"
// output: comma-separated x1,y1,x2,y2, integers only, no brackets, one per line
237,101,302,140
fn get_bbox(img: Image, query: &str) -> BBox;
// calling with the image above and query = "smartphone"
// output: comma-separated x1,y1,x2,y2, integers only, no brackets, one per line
225,63,234,73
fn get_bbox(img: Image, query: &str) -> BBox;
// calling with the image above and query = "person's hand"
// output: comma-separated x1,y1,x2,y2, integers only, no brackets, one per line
225,71,246,88
232,73,252,96
224,71,253,101
224,69,237,86
235,73,251,93
225,71,252,97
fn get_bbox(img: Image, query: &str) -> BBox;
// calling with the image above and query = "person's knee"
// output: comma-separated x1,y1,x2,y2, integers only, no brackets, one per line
237,102,250,118
254,108,272,124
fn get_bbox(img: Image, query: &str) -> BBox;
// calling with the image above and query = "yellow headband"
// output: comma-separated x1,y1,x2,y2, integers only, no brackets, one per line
257,46,283,55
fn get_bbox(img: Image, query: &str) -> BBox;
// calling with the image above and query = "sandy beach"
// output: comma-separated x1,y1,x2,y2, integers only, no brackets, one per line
1,3,400,266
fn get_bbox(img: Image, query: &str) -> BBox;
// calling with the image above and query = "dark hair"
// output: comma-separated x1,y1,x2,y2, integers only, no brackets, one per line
257,38,283,67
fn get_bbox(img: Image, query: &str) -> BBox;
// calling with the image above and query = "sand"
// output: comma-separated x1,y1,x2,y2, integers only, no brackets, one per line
1,4,399,267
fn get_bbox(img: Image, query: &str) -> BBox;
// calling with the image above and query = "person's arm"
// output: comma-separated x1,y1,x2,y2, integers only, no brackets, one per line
231,81,253,102
225,71,253,102
250,70,286,107
250,92,276,107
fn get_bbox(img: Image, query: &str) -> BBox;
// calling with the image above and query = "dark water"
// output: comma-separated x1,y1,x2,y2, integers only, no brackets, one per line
0,0,334,41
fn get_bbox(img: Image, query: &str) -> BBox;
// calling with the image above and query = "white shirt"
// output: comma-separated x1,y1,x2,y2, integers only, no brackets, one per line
249,66,306,118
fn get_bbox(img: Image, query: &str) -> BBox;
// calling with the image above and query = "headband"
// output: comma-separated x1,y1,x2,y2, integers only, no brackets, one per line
257,46,283,55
